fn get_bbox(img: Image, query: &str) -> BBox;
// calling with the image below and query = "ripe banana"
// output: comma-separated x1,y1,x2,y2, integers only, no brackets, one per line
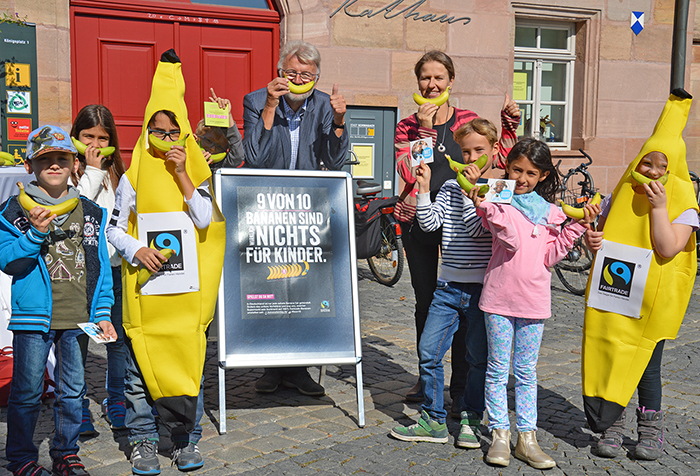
287,79,315,95
446,153,488,173
137,248,174,286
630,170,669,186
413,87,450,107
0,151,15,166
558,192,601,220
71,137,115,157
201,149,226,163
445,154,490,195
17,182,79,216
149,134,189,153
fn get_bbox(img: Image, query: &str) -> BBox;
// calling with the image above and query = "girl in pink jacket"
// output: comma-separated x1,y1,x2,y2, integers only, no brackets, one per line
467,138,599,469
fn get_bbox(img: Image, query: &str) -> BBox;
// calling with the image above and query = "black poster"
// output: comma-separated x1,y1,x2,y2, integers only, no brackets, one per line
237,186,336,319
217,170,358,366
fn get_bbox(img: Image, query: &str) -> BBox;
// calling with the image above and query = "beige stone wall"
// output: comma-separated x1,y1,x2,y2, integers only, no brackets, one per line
284,0,697,193
1,0,72,132
3,0,698,192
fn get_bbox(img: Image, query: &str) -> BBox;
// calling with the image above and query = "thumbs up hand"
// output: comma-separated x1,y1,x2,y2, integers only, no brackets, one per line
330,83,346,127
502,93,521,120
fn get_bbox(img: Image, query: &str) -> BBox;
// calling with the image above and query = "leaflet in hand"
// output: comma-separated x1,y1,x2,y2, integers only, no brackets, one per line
78,322,116,344
410,137,434,166
483,179,515,204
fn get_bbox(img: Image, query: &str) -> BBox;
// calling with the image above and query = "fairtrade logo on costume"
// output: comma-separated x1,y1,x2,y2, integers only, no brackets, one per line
147,230,184,272
598,257,635,297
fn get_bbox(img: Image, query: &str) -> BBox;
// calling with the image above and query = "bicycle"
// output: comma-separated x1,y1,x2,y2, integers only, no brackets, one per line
690,170,700,275
552,149,598,295
354,180,404,286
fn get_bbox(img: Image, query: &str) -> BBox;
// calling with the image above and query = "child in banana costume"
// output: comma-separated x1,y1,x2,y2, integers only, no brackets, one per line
582,89,699,460
106,49,225,471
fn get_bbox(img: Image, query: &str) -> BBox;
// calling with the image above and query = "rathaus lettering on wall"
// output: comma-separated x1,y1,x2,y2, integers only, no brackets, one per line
330,0,471,25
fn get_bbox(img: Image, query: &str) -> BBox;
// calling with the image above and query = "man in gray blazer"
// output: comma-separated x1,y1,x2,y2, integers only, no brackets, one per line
243,41,348,170
243,41,348,396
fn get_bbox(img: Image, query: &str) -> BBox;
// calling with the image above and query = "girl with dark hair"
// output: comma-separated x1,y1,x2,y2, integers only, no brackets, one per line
467,138,599,468
393,50,520,413
70,104,128,434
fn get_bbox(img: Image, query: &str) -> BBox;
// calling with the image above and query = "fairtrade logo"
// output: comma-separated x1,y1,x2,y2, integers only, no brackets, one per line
598,257,635,297
147,230,184,271
321,300,330,309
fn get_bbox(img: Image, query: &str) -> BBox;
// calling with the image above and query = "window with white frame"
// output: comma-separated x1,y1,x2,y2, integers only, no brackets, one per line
514,21,575,149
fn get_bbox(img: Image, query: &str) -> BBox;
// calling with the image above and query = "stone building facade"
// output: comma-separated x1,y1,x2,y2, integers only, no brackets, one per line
2,0,700,193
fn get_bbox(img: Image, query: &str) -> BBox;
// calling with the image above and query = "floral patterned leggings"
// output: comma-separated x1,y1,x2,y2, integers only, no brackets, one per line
484,313,544,432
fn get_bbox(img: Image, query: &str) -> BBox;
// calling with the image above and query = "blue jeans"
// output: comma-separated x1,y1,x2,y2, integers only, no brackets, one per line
6,329,88,472
105,266,126,403
124,343,204,445
419,281,487,424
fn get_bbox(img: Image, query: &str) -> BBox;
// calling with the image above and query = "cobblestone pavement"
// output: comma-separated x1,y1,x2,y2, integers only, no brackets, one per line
1,262,700,475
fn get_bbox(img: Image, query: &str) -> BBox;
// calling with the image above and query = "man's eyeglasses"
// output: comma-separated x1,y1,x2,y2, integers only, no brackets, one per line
280,69,317,82
148,128,181,141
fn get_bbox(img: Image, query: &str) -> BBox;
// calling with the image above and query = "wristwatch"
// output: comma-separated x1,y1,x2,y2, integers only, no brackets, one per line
331,122,345,130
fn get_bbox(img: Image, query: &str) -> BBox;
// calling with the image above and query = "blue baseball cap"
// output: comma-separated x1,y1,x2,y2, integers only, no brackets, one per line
26,125,77,160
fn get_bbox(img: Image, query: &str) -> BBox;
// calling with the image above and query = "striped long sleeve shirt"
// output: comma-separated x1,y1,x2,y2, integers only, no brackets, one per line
416,179,492,284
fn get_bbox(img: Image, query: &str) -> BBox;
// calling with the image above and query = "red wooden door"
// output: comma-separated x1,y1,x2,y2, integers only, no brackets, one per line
70,0,279,164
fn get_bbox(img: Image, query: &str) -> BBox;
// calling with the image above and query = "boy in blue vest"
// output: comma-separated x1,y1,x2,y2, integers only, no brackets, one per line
0,125,116,476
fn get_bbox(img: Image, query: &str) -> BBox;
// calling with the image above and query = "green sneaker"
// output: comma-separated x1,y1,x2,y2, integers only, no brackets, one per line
390,410,448,443
457,411,482,448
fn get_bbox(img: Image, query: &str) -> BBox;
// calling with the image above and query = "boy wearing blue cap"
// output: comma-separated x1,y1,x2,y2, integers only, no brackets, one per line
0,125,116,476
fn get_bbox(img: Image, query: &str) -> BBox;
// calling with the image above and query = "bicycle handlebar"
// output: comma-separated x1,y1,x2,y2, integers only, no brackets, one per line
556,149,593,177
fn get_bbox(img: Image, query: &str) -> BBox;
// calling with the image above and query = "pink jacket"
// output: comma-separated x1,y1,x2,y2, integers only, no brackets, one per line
477,201,587,319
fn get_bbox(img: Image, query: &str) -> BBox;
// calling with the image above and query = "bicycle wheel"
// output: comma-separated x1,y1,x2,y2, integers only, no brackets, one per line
367,215,404,286
553,235,593,295
561,170,595,207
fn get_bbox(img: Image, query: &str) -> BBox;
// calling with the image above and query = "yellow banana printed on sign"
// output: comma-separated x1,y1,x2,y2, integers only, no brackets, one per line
266,261,310,280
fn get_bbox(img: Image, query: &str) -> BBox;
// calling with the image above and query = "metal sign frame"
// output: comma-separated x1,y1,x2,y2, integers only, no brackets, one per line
214,168,364,432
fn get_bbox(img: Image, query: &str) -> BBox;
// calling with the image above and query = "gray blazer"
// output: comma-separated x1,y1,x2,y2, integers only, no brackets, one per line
242,87,349,170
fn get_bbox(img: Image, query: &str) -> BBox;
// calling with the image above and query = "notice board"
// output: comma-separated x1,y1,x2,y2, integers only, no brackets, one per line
215,169,361,368
0,21,38,162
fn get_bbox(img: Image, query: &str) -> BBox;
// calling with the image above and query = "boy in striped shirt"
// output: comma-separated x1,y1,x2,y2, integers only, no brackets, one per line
390,118,498,449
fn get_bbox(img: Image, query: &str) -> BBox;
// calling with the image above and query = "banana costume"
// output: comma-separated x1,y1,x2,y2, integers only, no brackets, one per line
582,90,698,432
123,50,225,433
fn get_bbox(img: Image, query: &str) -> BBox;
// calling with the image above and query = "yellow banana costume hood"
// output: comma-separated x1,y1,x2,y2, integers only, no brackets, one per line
123,49,225,434
582,89,698,433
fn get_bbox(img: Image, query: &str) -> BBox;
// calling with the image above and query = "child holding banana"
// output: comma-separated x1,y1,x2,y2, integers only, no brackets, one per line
582,89,699,461
194,88,244,170
390,118,497,449
0,125,116,476
106,50,225,474
70,104,129,435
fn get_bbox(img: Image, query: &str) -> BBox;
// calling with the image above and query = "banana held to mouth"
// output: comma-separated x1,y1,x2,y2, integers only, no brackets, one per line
447,153,488,173
445,154,489,196
71,137,116,157
201,149,226,163
559,192,602,220
413,87,450,107
630,170,669,186
0,152,16,166
137,247,174,286
287,79,315,95
149,134,189,153
17,182,79,216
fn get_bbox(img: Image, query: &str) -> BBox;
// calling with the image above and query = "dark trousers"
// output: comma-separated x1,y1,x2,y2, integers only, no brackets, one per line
400,220,467,397
638,340,665,411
